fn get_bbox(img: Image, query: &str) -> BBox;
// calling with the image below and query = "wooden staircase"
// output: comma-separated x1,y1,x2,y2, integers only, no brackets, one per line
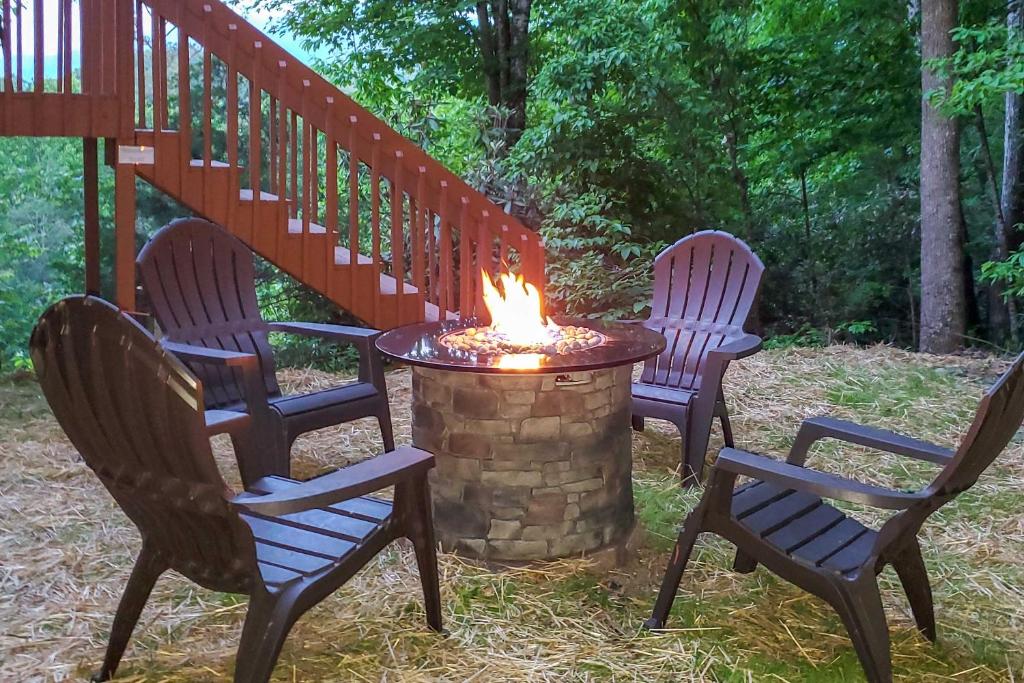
0,0,544,329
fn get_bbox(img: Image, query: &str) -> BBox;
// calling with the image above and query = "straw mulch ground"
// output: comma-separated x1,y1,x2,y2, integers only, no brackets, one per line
2,345,1023,681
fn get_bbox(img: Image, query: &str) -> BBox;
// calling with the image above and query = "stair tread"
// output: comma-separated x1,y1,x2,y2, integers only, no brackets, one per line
189,158,231,169
239,188,281,201
289,218,327,235
333,245,372,266
423,301,459,322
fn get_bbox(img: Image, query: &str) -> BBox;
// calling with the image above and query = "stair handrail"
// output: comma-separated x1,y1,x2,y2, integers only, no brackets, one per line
139,0,545,318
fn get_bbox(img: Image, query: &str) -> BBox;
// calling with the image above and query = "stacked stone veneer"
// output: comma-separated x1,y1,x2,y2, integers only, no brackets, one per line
411,365,634,561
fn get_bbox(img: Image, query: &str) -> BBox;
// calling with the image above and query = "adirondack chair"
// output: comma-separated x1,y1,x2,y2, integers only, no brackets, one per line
137,217,394,487
645,353,1024,683
30,296,442,683
631,230,764,483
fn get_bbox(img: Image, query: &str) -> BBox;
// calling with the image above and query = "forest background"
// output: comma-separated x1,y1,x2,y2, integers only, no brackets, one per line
2,0,1022,370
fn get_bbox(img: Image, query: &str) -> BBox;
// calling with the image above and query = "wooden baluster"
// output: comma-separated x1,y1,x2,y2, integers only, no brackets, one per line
62,0,72,92
370,133,382,320
276,62,287,202
275,62,287,256
115,0,134,139
536,236,547,297
250,40,263,237
477,211,490,316
202,48,212,165
290,110,298,218
268,98,276,194
391,150,405,323
150,8,160,127
301,81,311,234
438,181,451,313
413,166,427,305
200,6,214,219
55,0,62,89
150,9,162,128
178,21,191,181
226,23,239,229
499,224,510,268
32,0,42,92
347,115,359,300
370,133,381,264
459,198,472,318
15,0,22,90
325,97,338,286
79,0,91,95
311,124,319,226
3,0,13,91
428,208,438,306
135,0,145,127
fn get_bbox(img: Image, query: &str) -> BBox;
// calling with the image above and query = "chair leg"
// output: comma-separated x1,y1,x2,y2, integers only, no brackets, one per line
91,547,166,682
631,414,645,432
732,549,758,574
378,406,396,452
645,511,703,629
233,590,299,683
891,542,936,642
407,475,443,632
718,407,735,448
833,579,893,683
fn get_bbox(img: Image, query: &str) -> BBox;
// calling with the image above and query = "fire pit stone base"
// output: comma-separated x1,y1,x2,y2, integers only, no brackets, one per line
412,364,635,561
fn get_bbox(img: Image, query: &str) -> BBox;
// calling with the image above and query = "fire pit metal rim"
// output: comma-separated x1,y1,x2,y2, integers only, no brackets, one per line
376,316,667,375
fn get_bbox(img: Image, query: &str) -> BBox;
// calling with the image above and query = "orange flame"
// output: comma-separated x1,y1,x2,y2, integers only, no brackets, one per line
480,268,559,347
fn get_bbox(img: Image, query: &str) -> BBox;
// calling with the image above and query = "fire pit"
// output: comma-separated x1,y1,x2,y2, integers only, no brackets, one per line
376,271,665,561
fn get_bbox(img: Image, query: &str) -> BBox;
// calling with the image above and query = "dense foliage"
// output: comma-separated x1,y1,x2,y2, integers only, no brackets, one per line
256,0,1022,347
2,0,1023,370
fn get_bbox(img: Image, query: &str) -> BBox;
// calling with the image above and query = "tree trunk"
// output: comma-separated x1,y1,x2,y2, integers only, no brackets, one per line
974,105,1012,342
476,3,501,106
506,0,531,143
477,1,530,149
1005,0,1024,252
919,0,966,353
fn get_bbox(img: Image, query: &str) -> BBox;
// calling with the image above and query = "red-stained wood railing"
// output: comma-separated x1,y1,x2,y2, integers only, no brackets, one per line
0,0,123,137
130,0,544,327
0,0,544,327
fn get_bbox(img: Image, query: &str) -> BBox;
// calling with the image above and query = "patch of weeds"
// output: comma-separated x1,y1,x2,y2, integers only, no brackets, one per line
825,363,959,418
0,376,49,423
633,475,701,552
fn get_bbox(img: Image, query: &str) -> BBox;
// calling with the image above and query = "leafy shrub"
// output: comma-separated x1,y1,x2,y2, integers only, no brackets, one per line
540,189,664,320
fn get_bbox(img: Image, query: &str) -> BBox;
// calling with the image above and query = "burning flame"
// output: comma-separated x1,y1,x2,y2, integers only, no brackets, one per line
480,269,560,346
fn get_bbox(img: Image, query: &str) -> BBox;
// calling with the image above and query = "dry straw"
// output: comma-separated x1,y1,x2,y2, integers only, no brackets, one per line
1,345,1022,680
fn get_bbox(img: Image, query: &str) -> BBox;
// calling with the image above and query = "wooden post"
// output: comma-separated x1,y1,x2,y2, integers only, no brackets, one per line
114,147,137,310
83,138,101,295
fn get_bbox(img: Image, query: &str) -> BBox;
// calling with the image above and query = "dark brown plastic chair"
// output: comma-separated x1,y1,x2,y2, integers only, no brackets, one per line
137,217,394,487
631,230,764,483
30,296,442,683
646,353,1024,683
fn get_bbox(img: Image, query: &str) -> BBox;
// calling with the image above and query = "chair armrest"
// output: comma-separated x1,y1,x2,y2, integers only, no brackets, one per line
266,321,385,386
684,334,763,469
267,321,380,344
205,409,251,437
232,446,435,515
715,447,926,510
160,340,259,367
707,333,762,362
788,416,954,467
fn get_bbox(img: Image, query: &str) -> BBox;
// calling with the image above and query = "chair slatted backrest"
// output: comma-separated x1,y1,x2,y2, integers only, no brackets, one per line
137,218,279,409
31,296,257,592
640,231,764,391
933,353,1024,497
